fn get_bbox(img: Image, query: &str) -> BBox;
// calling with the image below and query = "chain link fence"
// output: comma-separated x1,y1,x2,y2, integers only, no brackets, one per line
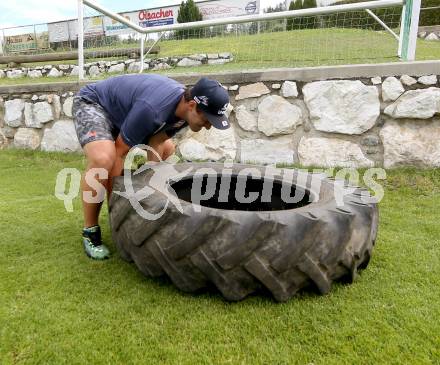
77,0,407,79
0,0,430,77
1,23,50,55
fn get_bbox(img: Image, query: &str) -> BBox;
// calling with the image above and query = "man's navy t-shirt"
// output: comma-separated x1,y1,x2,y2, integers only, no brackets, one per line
78,74,187,147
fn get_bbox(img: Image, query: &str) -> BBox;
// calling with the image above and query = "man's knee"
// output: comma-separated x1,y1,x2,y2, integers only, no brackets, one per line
84,141,116,171
88,152,115,171
161,139,175,160
148,135,175,161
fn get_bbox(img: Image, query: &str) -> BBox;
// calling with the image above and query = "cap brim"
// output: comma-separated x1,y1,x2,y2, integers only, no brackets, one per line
202,111,230,130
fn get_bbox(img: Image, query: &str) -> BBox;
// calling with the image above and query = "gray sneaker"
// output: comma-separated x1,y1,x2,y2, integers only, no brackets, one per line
82,225,110,260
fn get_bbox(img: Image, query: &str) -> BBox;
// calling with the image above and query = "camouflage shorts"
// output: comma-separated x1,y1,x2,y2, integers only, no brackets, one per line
72,96,118,147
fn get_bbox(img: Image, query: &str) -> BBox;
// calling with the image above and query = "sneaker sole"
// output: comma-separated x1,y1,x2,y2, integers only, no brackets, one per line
84,248,110,260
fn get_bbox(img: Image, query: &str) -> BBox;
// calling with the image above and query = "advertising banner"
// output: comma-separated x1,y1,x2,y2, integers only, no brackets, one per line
137,7,176,28
84,16,104,37
198,0,259,20
3,32,48,52
103,7,177,36
5,34,37,52
48,0,261,41
103,13,137,35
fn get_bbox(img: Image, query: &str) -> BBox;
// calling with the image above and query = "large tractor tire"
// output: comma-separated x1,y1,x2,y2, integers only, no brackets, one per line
108,162,378,302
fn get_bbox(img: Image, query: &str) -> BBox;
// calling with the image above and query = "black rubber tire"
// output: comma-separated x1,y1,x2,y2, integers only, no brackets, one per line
108,162,378,302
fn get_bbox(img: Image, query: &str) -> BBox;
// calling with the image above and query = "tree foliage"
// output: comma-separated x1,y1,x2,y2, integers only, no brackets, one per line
264,2,286,13
176,0,203,39
419,0,440,27
328,0,439,29
303,0,317,9
177,0,202,23
286,0,318,30
287,0,303,30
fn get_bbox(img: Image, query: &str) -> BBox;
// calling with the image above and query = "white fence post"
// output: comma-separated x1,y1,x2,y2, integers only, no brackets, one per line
400,0,421,61
139,34,146,73
406,0,421,61
397,2,406,57
78,0,84,80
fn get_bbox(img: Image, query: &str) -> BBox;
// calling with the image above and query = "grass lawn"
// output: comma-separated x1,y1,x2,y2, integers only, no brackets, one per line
0,149,439,364
158,28,440,66
1,28,439,85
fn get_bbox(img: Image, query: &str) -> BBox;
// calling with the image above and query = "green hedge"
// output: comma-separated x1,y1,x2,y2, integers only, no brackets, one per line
324,0,400,30
285,0,439,31
330,0,439,28
419,0,440,27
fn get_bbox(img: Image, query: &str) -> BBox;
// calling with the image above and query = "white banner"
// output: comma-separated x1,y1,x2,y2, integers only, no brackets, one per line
48,18,103,41
198,0,259,20
68,20,78,41
48,22,70,42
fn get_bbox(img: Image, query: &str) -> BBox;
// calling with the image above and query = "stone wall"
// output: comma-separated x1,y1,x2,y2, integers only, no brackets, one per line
418,26,440,41
1,62,439,168
0,53,233,80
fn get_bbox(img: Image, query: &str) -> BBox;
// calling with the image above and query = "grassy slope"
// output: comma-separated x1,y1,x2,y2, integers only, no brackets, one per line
1,28,439,84
0,149,439,364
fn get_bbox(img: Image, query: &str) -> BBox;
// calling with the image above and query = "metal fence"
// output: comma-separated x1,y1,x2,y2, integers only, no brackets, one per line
0,0,424,77
77,0,421,80
0,0,261,57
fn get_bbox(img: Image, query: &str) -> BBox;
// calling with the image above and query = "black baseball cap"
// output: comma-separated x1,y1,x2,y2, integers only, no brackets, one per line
190,77,230,130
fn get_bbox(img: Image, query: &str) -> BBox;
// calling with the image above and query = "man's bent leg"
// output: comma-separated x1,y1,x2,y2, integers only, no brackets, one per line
80,140,116,260
82,140,116,226
72,96,116,260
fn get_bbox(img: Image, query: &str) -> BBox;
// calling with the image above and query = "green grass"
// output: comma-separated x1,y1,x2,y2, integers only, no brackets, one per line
1,28,439,85
158,28,439,66
0,149,439,364
0,75,80,86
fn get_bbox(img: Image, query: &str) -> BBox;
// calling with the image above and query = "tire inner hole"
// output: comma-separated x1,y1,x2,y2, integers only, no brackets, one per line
170,174,313,211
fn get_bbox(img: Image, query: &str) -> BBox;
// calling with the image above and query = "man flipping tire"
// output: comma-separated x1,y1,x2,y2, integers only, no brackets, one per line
73,74,230,260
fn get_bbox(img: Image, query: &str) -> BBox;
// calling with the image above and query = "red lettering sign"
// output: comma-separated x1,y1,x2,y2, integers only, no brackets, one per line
138,9,173,21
